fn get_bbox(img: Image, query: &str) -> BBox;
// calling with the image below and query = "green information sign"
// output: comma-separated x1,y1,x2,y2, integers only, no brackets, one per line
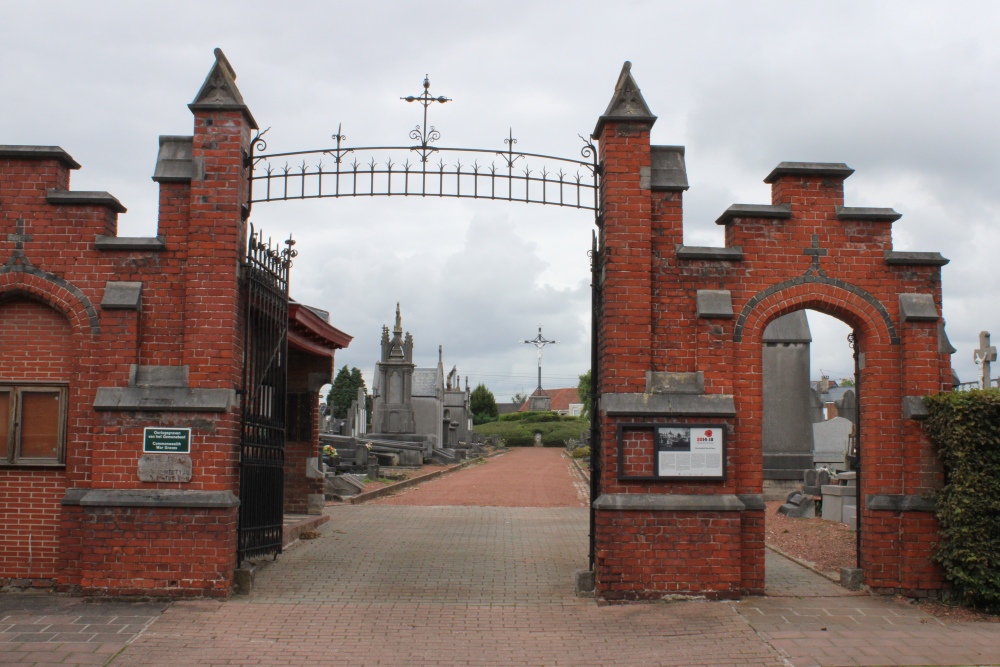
143,427,192,454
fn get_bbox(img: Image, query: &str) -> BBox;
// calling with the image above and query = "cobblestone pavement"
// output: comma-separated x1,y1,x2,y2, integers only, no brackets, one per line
0,595,166,666
5,449,1000,666
738,551,1000,667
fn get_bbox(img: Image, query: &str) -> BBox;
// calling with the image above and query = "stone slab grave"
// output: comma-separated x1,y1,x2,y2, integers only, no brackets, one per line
778,491,815,518
326,473,365,498
821,471,857,529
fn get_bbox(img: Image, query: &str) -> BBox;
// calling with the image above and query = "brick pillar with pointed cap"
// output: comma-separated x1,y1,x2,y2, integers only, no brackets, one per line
179,49,258,500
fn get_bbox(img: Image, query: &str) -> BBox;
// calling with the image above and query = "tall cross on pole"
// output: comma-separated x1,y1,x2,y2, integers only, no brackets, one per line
521,324,557,394
974,330,997,389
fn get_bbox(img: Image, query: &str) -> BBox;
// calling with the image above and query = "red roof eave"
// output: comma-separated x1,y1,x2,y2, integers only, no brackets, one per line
287,302,353,354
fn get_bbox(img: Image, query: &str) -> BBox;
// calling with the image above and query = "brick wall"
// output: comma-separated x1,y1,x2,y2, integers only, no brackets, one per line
61,505,237,597
284,349,331,514
592,66,949,599
0,53,255,595
0,298,73,584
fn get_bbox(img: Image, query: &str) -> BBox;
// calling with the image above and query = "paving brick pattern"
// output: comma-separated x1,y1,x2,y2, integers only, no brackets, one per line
5,449,1000,666
0,595,166,666
738,552,1000,666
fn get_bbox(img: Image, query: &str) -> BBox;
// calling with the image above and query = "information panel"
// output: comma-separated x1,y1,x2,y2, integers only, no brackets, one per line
655,425,725,479
143,427,192,454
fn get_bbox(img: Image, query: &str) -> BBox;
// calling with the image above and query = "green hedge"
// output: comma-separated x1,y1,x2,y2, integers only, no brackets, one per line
473,414,589,447
924,389,1000,611
498,411,566,423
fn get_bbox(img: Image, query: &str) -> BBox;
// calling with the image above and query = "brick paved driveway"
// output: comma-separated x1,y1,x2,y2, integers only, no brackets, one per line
5,450,1000,666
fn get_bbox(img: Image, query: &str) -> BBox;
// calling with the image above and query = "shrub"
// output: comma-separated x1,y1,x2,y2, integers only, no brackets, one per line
498,411,563,423
473,415,589,447
473,412,499,426
924,388,1000,611
571,446,590,459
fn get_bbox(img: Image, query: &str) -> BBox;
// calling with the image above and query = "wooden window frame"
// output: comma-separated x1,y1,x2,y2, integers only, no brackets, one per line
0,384,68,466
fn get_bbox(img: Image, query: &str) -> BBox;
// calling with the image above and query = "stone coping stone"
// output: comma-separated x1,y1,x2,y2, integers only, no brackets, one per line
152,135,197,183
763,161,854,183
675,245,744,261
645,371,704,395
645,145,688,191
821,484,857,497
715,203,791,225
95,235,167,251
902,395,929,420
899,293,939,322
885,250,950,266
835,206,902,222
696,289,734,318
0,145,81,169
47,188,126,213
93,386,232,412
62,488,239,508
101,281,142,310
593,493,747,512
866,494,936,512
601,392,736,417
737,494,766,511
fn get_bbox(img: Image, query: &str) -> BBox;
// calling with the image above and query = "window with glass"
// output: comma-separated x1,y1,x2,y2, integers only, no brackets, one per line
0,385,67,465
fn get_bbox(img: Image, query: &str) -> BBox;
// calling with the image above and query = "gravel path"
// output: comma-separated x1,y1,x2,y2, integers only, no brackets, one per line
374,447,588,507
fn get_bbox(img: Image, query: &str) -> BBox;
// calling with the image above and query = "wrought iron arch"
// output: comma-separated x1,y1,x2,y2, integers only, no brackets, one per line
239,75,603,568
243,77,600,219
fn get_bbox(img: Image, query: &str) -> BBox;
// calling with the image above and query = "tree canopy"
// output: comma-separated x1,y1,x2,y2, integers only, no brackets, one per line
578,370,592,419
470,383,499,423
328,365,367,419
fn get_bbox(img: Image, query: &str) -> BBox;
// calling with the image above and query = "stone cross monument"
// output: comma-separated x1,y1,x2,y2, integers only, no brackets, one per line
974,330,997,389
521,324,557,411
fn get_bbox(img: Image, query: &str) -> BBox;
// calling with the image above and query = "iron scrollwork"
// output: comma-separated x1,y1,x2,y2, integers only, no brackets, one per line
248,75,600,213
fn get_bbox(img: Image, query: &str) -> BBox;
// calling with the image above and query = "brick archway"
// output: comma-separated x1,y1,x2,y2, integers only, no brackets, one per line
591,62,952,599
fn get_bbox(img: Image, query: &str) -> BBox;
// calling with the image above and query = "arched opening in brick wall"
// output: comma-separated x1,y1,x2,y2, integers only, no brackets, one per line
739,287,902,587
0,293,76,584
762,308,863,571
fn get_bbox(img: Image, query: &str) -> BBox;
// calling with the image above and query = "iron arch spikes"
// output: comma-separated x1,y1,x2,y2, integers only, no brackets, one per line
250,136,599,211
247,76,599,212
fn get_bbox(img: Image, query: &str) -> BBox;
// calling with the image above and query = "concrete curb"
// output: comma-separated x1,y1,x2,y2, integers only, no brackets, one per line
765,543,842,585
569,454,591,482
282,514,330,548
342,449,508,505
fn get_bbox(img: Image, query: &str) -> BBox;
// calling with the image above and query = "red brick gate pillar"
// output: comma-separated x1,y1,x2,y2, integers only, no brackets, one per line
54,49,257,597
592,63,746,600
591,62,951,598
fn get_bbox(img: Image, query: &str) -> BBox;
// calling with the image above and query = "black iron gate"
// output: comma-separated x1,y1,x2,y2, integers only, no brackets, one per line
237,225,296,565
243,75,603,568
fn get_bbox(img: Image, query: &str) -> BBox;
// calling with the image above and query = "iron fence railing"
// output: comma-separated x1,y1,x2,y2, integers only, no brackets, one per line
248,132,598,212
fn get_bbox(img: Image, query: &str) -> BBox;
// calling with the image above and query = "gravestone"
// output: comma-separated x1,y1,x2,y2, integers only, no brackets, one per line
778,491,815,518
802,468,831,496
835,389,857,426
812,417,853,471
762,312,816,479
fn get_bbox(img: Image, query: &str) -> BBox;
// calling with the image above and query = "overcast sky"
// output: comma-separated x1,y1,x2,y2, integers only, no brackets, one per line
5,1,999,398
